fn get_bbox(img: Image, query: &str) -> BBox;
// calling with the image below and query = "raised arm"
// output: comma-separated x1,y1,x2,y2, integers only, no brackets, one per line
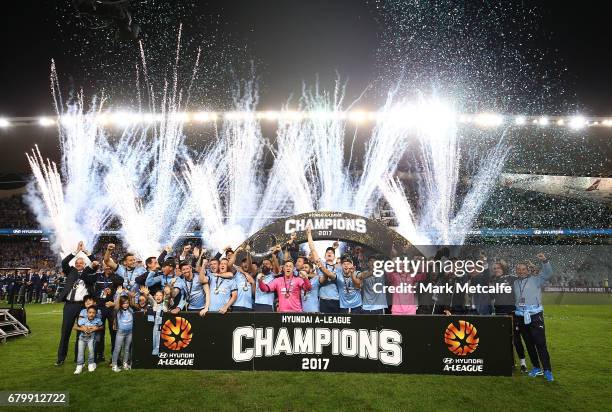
227,246,238,268
195,250,207,272
306,226,321,263
535,253,553,286
349,267,362,289
283,244,291,263
271,245,282,274
298,271,312,291
245,246,252,270
157,246,171,267
257,274,276,293
103,243,118,271
82,261,100,284
198,267,209,285
61,253,74,275
114,286,123,310
145,270,161,287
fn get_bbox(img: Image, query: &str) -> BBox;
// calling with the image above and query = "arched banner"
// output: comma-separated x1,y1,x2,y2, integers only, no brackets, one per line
240,211,421,258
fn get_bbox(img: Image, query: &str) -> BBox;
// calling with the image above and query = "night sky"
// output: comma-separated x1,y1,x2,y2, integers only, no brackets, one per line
1,0,611,116
0,0,610,178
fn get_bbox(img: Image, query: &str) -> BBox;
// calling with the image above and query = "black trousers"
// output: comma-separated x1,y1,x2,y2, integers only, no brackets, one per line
34,287,42,303
95,305,116,361
515,312,552,371
496,306,526,360
57,302,82,362
253,303,274,312
319,299,340,314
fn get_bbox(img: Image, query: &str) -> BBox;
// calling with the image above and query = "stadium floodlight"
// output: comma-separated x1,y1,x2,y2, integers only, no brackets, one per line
141,113,156,123
225,111,255,121
59,115,79,126
193,112,217,122
111,112,133,126
256,111,280,121
474,113,504,127
0,118,10,127
514,116,526,125
171,112,190,122
537,117,549,126
569,116,586,130
278,110,304,121
38,117,55,127
348,110,367,123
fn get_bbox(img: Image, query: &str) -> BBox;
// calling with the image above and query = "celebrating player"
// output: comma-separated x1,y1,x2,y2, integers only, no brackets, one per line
258,261,312,312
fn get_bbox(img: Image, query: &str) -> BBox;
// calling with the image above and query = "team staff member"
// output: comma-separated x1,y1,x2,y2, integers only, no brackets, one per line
94,265,124,363
55,241,99,366
514,253,554,381
306,227,340,313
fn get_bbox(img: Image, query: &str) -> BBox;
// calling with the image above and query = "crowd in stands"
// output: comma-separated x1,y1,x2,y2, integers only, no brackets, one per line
0,195,38,229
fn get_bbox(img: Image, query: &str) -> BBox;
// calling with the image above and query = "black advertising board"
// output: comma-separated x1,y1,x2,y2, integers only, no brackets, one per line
132,312,513,376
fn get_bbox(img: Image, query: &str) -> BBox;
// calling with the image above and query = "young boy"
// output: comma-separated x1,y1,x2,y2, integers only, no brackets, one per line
73,306,103,374
74,295,102,362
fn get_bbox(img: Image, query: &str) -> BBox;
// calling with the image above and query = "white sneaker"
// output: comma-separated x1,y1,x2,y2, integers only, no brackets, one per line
87,363,96,372
74,365,83,375
111,364,121,373
123,362,131,370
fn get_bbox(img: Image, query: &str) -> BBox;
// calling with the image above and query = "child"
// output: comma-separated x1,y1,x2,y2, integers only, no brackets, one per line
74,295,102,362
146,286,170,355
73,306,103,374
111,287,136,372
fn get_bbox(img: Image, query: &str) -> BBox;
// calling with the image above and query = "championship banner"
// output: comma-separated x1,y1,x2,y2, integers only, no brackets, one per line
132,312,513,376
241,211,421,258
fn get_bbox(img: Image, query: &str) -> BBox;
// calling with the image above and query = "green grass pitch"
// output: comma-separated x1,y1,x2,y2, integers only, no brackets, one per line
0,300,610,411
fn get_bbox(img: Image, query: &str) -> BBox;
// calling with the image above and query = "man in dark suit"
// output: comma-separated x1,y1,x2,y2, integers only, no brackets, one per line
55,241,99,366
24,272,33,303
31,271,42,303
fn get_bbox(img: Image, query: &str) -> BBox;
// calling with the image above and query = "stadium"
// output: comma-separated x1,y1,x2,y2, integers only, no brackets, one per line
0,1,610,411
